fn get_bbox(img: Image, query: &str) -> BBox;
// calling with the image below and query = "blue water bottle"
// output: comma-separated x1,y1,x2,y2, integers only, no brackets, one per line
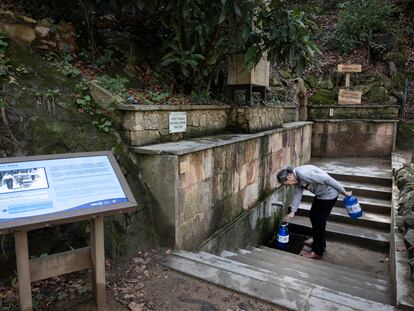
276,222,289,250
343,196,363,218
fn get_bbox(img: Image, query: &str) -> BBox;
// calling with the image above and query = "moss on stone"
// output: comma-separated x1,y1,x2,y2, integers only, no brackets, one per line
310,89,336,105
367,86,389,103
397,121,414,151
0,40,156,273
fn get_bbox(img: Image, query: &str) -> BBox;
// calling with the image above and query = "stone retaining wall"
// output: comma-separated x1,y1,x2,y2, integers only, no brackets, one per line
391,153,414,309
131,122,312,249
312,120,397,158
199,187,291,254
118,104,292,146
308,105,399,120
88,77,298,147
120,104,229,146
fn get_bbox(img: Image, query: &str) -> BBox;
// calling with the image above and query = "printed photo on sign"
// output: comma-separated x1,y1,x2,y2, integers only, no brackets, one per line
0,168,49,194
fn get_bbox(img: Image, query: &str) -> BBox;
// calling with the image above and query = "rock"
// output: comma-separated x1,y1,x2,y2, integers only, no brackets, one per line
409,258,414,273
408,246,414,259
124,293,135,299
399,191,414,216
238,302,248,310
401,185,414,198
397,175,414,191
355,84,374,95
388,96,398,105
385,51,406,65
396,216,405,232
231,293,240,301
388,61,397,78
316,77,334,90
404,229,414,248
34,25,49,38
396,165,412,180
310,89,336,105
2,24,36,44
201,302,219,311
391,88,403,100
57,22,77,52
404,215,414,230
373,32,398,52
128,302,145,311
18,15,37,24
367,86,389,103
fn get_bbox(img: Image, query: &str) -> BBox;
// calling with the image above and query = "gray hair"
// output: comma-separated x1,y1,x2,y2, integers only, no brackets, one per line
277,166,295,183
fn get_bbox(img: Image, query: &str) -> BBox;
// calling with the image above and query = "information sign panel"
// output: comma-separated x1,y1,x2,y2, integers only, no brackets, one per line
0,151,136,232
169,112,187,133
338,64,362,73
338,89,362,104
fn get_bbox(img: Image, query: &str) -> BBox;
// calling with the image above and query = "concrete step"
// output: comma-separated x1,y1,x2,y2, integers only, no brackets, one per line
310,158,392,187
296,201,390,230
289,215,390,251
302,190,391,214
162,250,394,311
338,180,392,200
325,172,391,187
230,249,391,304
257,246,388,284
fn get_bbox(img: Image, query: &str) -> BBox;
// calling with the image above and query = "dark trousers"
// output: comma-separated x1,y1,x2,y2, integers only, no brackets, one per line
309,197,337,256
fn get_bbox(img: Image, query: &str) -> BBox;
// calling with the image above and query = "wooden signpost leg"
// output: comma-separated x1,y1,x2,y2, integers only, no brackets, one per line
15,231,32,311
91,217,106,310
345,73,351,88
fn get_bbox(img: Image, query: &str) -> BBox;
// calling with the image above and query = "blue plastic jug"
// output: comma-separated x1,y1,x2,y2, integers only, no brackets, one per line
276,223,289,250
343,196,363,218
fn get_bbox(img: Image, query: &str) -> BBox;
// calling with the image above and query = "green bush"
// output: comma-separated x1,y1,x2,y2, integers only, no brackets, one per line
310,89,336,105
95,75,128,97
334,0,398,53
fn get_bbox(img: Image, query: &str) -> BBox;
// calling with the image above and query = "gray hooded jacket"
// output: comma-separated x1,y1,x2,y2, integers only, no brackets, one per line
290,165,346,212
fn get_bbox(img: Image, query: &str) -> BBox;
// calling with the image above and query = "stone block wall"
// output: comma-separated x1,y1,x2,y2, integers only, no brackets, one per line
121,105,229,146
199,187,291,254
132,122,312,250
309,105,399,120
397,121,414,151
119,105,288,146
312,120,397,158
228,107,284,133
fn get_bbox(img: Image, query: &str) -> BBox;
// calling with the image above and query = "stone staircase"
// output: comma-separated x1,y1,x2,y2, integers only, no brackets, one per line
290,159,392,252
162,158,395,310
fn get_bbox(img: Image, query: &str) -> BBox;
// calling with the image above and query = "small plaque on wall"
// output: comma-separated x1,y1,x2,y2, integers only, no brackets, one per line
338,89,362,104
169,112,187,133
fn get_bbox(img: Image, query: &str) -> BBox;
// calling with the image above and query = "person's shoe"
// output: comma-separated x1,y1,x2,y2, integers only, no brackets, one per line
302,251,322,260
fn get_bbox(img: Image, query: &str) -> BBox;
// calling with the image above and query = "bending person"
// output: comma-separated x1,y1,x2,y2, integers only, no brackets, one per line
277,165,352,259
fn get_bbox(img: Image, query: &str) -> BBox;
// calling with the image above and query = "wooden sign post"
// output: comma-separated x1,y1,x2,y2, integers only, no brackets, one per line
337,64,362,105
0,152,137,311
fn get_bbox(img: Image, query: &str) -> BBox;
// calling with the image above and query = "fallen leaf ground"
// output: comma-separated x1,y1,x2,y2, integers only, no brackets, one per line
1,248,285,311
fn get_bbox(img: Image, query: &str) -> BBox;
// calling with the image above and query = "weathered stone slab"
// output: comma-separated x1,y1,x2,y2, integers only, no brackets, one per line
312,120,397,158
133,122,313,249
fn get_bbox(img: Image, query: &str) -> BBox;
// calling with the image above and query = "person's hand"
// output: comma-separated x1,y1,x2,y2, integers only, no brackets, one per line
284,211,295,223
344,191,352,196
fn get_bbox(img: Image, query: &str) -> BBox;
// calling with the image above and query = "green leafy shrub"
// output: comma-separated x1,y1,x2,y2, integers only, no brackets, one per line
95,75,128,96
310,89,336,105
136,0,318,95
334,0,399,53
54,54,80,77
